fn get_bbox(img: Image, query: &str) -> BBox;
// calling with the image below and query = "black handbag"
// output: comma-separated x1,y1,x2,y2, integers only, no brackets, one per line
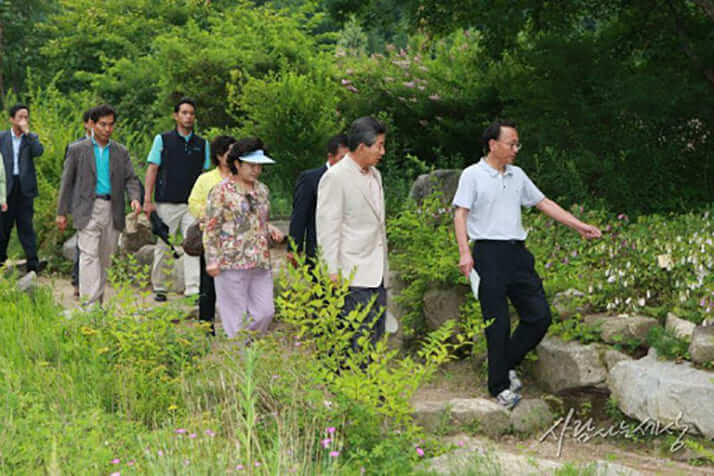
182,221,204,257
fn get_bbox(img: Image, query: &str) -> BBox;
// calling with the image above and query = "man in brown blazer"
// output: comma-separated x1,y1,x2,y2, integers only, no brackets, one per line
56,104,141,306
316,116,389,363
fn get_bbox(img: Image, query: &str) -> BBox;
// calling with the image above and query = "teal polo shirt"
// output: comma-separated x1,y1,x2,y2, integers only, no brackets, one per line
92,137,111,195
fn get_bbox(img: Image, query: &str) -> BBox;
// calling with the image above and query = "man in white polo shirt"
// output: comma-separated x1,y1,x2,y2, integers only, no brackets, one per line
453,120,601,409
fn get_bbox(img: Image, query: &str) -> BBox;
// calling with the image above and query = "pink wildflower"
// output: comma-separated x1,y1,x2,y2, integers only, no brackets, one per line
322,438,332,448
111,459,120,464
416,447,424,456
329,451,340,458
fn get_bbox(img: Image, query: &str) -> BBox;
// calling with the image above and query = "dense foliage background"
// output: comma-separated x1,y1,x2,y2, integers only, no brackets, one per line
1,0,712,230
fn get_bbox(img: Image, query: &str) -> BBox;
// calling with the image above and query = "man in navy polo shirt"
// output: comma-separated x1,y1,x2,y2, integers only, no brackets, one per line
143,97,210,302
452,120,601,409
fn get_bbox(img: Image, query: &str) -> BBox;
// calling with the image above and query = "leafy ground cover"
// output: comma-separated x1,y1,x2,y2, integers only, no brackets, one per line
0,254,467,474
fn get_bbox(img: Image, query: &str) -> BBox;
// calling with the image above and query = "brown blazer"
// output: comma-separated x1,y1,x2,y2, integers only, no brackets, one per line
57,138,141,231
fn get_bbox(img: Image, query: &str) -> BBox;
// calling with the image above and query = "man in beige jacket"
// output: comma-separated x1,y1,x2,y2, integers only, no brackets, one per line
316,116,389,362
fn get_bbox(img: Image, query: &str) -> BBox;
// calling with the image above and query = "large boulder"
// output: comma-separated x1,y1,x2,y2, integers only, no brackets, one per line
422,436,643,475
665,312,696,341
689,326,714,364
422,286,469,331
608,348,714,438
412,398,511,437
532,336,608,393
510,398,554,435
118,212,155,254
409,169,462,205
603,348,633,371
583,313,658,346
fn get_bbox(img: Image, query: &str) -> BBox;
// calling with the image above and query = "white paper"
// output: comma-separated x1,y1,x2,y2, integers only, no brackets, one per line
469,269,480,300
385,310,399,334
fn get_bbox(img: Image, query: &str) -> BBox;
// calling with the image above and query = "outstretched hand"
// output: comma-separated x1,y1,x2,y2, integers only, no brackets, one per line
577,223,602,240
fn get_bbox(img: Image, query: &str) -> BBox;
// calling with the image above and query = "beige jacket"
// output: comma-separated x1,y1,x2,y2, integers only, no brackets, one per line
316,154,389,288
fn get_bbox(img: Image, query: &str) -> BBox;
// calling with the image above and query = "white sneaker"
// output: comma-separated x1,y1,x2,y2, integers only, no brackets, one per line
496,389,521,409
509,369,522,393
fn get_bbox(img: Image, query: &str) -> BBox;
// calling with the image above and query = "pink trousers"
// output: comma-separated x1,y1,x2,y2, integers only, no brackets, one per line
214,268,274,339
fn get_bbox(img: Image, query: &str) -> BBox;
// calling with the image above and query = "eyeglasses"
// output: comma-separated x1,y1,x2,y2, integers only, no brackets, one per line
497,141,522,151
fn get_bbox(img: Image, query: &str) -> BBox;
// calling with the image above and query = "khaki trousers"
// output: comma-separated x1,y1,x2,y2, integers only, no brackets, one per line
79,199,119,306
151,202,200,295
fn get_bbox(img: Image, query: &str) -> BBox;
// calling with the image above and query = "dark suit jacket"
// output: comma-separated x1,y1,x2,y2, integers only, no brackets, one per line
289,164,327,258
0,129,44,198
57,138,141,231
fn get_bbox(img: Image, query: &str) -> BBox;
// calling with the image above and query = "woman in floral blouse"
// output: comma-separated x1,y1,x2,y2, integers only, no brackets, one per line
202,137,283,339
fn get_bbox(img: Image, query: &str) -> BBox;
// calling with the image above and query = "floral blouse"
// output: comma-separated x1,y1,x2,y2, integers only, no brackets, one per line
203,178,271,271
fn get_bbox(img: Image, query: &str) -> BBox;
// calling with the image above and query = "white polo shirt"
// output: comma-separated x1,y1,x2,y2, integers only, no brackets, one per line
452,158,545,240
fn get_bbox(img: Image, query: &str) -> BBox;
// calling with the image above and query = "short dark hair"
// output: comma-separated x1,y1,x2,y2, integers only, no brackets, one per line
347,117,386,151
82,107,94,123
90,104,117,122
327,133,348,155
228,137,265,174
174,97,196,113
210,135,237,167
9,104,28,118
482,119,517,154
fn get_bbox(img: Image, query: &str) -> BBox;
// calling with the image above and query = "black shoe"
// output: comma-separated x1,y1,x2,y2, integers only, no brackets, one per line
25,259,47,274
154,293,167,302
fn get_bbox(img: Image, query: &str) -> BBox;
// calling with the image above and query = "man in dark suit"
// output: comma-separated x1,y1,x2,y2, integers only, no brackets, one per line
0,104,44,272
288,134,348,266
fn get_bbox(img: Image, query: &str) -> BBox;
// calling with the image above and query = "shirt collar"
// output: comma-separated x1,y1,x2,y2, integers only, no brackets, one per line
344,154,374,176
479,157,513,177
91,136,112,149
177,129,193,141
10,128,22,139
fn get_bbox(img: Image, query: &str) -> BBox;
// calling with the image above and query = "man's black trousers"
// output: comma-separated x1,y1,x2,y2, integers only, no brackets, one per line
473,240,552,397
0,185,38,270
340,283,386,369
